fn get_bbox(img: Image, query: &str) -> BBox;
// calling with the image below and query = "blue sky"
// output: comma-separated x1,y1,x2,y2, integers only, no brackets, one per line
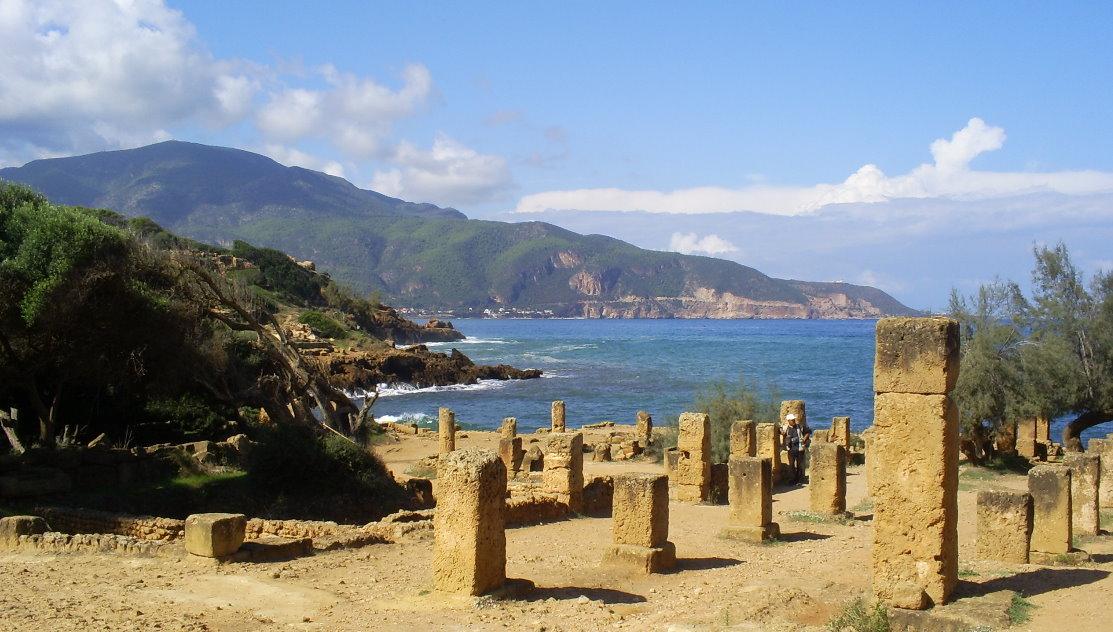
2,1,1112,307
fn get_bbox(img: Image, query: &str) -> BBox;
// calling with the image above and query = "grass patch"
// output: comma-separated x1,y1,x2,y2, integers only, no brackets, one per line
850,497,874,513
1007,594,1035,625
167,471,247,490
827,597,890,632
785,510,853,525
958,567,979,578
759,537,786,547
959,466,1001,481
404,463,437,479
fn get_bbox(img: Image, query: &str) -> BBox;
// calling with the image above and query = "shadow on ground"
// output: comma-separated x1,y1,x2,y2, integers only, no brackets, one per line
672,556,743,572
522,586,646,604
960,567,1110,597
778,531,832,543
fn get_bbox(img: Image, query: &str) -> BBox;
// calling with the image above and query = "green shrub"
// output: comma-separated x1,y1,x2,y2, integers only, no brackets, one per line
142,394,232,441
827,598,890,632
690,376,781,463
1007,594,1035,625
298,310,348,339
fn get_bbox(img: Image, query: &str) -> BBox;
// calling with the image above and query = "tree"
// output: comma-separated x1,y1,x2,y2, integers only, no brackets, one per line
692,376,780,463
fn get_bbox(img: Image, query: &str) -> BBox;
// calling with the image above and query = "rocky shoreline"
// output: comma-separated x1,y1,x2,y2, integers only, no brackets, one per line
312,345,541,392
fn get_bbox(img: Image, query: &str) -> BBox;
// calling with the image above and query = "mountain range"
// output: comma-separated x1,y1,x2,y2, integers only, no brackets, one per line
0,141,917,318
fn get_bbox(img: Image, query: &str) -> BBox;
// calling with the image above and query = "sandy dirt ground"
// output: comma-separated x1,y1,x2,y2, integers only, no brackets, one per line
1,425,1111,631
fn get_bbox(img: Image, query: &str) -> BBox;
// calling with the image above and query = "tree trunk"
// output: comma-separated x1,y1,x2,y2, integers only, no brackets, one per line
1062,410,1112,451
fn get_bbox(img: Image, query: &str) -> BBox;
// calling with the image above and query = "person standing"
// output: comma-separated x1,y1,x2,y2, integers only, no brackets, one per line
782,413,810,485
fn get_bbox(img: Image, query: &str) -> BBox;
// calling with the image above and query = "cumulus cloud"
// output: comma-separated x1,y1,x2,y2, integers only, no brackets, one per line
370,133,512,206
260,144,346,178
668,232,739,256
516,118,1113,215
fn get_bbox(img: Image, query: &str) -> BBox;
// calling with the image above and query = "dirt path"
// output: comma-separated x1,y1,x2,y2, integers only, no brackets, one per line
2,427,1111,631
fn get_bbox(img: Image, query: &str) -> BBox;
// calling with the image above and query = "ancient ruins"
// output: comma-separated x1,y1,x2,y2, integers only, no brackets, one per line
674,412,710,502
809,442,847,516
433,449,506,595
601,472,675,573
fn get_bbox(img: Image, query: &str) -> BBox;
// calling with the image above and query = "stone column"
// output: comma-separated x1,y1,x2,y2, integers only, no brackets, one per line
1028,464,1071,555
1096,439,1113,509
862,427,875,497
551,400,566,433
433,449,506,595
664,447,679,485
780,400,806,426
499,417,517,439
831,416,851,449
996,420,1018,455
1035,416,1051,444
675,412,711,502
721,456,779,541
543,432,584,512
756,422,782,482
1016,418,1037,459
601,473,676,573
975,491,1031,563
730,420,756,458
635,410,653,445
809,443,847,516
1064,453,1100,536
871,317,960,610
498,436,524,478
438,407,456,454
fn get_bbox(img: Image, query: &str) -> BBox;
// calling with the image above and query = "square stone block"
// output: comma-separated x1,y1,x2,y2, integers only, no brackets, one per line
976,490,1031,564
677,412,710,453
612,473,668,548
719,523,779,542
728,456,772,527
780,400,806,425
1064,453,1100,537
433,449,507,595
1028,464,1071,555
874,317,959,395
601,541,676,574
730,420,756,458
184,513,246,558
809,443,847,516
0,515,48,548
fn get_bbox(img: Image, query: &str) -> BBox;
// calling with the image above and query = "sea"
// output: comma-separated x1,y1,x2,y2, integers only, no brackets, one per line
369,318,1111,445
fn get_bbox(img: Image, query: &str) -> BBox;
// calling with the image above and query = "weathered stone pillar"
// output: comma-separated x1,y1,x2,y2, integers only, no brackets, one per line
1095,439,1113,509
1028,464,1071,555
756,422,782,482
498,436,524,478
543,432,584,512
663,447,679,485
995,420,1018,455
635,410,653,445
809,443,847,516
675,412,711,502
721,456,779,541
730,420,756,457
871,317,959,610
831,416,851,449
499,417,517,439
1035,416,1050,444
551,400,566,433
433,449,506,595
780,400,806,426
862,426,875,497
1016,418,1037,459
975,491,1031,563
1064,453,1101,537
438,407,456,454
601,473,676,573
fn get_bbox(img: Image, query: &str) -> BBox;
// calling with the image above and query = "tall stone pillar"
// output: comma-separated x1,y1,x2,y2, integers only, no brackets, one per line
720,456,779,541
871,317,959,610
551,400,566,433
1095,439,1113,509
975,490,1031,564
1016,418,1037,459
809,443,847,516
756,422,782,482
543,432,584,512
830,416,851,449
1035,416,1050,444
438,407,456,454
675,412,711,502
601,473,676,573
730,420,756,457
499,417,517,439
433,449,506,595
1064,453,1100,536
1028,464,1071,555
499,436,524,478
780,400,806,426
635,410,653,445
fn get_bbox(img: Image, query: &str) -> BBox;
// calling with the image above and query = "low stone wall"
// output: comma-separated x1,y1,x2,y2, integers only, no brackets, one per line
13,532,172,557
506,494,570,526
245,518,346,540
36,507,184,542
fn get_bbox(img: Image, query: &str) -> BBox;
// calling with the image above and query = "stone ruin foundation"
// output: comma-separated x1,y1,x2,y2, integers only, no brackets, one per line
871,317,959,610
1064,453,1101,537
542,432,584,512
675,412,711,502
433,449,506,595
551,400,566,433
975,490,1031,564
601,472,676,573
730,420,756,458
721,456,779,542
439,407,456,454
809,442,847,516
1028,464,1071,555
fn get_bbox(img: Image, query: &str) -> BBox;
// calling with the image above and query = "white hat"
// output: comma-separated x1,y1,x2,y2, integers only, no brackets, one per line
785,413,797,421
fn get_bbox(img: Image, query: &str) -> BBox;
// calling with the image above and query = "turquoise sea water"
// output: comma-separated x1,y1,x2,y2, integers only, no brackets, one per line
370,318,1113,445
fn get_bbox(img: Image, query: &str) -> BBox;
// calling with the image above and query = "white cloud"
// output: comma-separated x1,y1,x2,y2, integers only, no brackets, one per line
260,144,346,178
516,118,1113,215
668,232,739,256
370,133,512,206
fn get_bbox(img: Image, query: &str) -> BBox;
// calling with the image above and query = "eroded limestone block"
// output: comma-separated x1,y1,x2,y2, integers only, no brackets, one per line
975,490,1031,564
498,437,524,476
780,400,806,425
809,443,847,516
433,449,506,595
1028,464,1071,555
184,513,246,558
831,416,851,449
635,410,653,445
1016,418,1038,459
1035,416,1050,444
1064,453,1100,537
664,448,679,485
551,400,566,433
756,422,782,481
602,472,674,573
872,391,959,610
730,420,756,458
1097,439,1113,509
438,407,456,454
542,432,584,512
592,442,612,462
874,317,959,395
721,456,778,542
0,515,48,548
676,412,711,502
499,417,517,439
